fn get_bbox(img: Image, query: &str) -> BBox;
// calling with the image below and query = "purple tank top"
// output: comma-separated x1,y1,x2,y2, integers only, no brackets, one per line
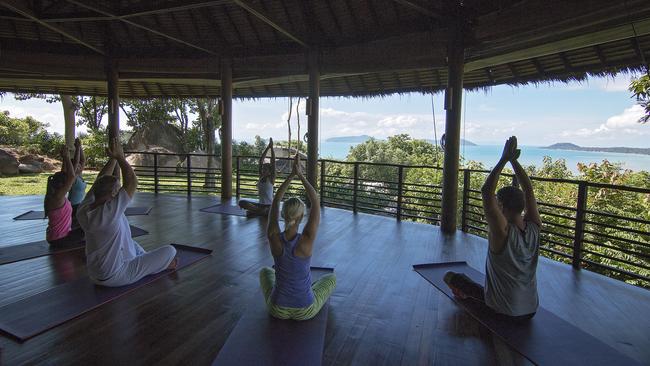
270,232,314,308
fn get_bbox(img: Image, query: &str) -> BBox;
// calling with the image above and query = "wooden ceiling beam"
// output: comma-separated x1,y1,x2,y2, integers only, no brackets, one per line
0,0,104,54
231,0,308,48
391,0,445,20
64,0,219,55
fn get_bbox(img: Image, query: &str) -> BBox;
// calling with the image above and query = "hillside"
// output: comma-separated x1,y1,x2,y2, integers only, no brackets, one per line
545,143,650,155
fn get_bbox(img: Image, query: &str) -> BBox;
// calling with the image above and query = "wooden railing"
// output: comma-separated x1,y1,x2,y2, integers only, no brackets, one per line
126,151,650,288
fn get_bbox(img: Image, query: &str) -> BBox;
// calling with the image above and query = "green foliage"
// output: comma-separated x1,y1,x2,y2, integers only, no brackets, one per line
0,111,63,156
629,74,650,124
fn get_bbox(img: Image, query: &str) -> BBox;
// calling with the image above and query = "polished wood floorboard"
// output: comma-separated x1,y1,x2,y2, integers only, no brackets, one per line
0,193,648,365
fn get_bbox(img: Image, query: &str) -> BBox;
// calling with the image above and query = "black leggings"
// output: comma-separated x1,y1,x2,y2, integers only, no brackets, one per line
446,272,535,322
47,227,85,247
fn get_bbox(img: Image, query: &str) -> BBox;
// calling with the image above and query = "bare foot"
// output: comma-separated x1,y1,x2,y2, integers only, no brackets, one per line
167,257,179,270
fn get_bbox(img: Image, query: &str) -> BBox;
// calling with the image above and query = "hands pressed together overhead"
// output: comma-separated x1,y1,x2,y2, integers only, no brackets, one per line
501,136,521,163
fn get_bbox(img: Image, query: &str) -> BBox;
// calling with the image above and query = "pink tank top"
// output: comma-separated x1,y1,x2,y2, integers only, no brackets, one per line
46,199,72,242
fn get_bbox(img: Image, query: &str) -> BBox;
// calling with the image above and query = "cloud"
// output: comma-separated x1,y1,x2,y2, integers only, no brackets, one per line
560,105,647,138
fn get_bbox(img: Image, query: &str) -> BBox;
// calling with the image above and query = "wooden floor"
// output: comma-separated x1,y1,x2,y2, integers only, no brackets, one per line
1,193,649,365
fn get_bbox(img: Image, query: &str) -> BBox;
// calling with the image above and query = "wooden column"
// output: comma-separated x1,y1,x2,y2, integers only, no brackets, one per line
220,58,233,199
60,95,76,151
440,24,465,233
307,50,320,189
106,59,120,142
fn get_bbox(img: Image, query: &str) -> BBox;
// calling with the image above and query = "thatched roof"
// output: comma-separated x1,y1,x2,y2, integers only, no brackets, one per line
0,0,649,98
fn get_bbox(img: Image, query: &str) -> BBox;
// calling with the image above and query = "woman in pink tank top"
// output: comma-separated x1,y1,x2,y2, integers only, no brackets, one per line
45,144,82,244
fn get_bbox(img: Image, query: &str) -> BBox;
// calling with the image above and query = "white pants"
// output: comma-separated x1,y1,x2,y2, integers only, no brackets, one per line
96,243,177,287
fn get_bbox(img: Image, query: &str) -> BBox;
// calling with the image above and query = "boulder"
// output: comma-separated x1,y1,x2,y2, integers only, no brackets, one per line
126,123,185,154
0,148,19,176
126,146,182,172
179,150,221,172
18,163,43,174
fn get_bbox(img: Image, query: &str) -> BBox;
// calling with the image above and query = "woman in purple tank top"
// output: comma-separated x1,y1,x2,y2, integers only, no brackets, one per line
260,154,336,320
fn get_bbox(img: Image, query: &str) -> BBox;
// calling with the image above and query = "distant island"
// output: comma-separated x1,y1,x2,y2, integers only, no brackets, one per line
545,143,650,156
326,135,477,146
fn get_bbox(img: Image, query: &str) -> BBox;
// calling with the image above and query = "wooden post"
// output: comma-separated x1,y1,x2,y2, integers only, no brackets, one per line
235,156,241,198
440,22,465,233
573,182,588,269
221,59,233,200
352,162,359,213
186,154,192,197
320,160,325,206
60,95,76,152
105,58,120,142
461,169,470,232
397,166,404,221
307,50,320,189
154,153,159,194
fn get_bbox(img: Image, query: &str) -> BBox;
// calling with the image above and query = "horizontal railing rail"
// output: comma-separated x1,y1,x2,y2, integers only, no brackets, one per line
125,151,650,288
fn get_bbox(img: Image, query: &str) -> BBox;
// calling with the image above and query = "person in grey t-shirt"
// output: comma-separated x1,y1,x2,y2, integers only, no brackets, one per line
444,136,542,320
77,138,177,287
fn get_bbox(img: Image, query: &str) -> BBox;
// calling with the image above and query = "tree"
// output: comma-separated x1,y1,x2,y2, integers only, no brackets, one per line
76,96,107,132
630,73,650,123
194,98,220,188
0,111,63,156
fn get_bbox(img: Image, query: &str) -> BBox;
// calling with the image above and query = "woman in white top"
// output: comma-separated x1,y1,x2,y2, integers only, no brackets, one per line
239,138,276,216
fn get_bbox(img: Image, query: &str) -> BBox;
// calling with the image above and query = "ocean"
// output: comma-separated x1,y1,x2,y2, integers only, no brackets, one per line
319,141,650,173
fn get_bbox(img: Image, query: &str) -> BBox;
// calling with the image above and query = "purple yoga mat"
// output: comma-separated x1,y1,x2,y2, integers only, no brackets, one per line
13,206,151,220
0,244,211,342
413,261,643,366
212,267,334,366
200,204,247,217
0,225,149,266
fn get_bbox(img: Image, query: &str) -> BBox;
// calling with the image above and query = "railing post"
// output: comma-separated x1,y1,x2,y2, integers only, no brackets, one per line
320,160,325,206
397,166,404,221
236,156,241,198
461,169,470,232
572,182,588,269
186,154,192,197
153,152,159,195
353,162,359,213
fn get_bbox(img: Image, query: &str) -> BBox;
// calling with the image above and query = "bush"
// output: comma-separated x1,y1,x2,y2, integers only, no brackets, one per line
79,130,109,168
0,111,64,156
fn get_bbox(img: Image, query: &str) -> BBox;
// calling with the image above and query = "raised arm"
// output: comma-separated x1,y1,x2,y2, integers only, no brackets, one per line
267,169,295,256
481,137,515,253
106,138,137,198
293,155,320,257
269,138,276,182
511,158,542,227
60,145,77,193
72,138,81,175
259,139,272,175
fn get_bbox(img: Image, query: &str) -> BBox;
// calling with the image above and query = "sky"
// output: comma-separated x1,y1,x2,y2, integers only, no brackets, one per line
1,72,647,148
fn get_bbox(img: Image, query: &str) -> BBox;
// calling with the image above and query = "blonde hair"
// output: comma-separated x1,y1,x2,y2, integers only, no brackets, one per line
282,197,305,227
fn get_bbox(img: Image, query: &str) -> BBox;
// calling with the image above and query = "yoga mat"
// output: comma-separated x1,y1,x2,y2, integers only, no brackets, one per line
0,225,148,265
13,206,152,220
0,244,212,342
413,262,643,366
200,204,247,217
212,267,334,366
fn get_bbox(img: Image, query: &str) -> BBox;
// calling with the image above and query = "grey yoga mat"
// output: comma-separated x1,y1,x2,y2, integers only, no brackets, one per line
413,261,643,366
212,267,334,366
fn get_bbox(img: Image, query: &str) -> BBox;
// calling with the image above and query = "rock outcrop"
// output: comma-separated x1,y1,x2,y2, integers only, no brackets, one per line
0,148,19,176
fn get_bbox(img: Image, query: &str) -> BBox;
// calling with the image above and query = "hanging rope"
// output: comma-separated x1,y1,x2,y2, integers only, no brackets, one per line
431,89,438,152
462,89,467,160
296,98,302,153
286,97,293,153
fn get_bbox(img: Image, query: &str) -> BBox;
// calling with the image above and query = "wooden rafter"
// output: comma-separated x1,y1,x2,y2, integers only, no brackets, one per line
231,0,307,48
0,0,104,54
64,0,219,55
391,0,445,20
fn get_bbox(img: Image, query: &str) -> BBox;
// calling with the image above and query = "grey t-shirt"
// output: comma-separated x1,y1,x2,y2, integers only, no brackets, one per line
485,221,540,316
77,188,138,281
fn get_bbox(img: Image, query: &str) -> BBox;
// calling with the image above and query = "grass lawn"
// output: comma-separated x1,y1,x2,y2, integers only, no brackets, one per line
0,172,98,195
